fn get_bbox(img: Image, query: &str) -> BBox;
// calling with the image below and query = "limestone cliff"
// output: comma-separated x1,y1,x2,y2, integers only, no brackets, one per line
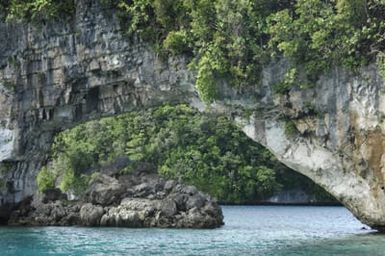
1,0,385,230
0,0,197,206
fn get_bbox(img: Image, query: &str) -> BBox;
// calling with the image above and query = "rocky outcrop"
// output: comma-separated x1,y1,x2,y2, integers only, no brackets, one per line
80,203,104,226
2,0,385,231
7,170,224,228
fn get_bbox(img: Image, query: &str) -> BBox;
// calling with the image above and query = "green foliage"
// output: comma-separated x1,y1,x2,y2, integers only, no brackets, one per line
377,52,385,80
284,120,298,137
44,104,283,201
157,112,283,202
4,0,74,22
194,48,222,102
116,0,153,36
104,0,281,102
336,0,367,26
273,68,297,94
59,168,89,195
268,0,385,82
59,168,74,192
163,30,190,56
254,166,280,198
36,166,56,192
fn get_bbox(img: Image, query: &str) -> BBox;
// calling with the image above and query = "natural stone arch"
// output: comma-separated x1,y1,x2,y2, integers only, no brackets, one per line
1,0,385,230
235,63,385,230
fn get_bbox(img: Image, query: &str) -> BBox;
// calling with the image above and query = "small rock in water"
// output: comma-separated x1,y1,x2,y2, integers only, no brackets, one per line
8,169,224,229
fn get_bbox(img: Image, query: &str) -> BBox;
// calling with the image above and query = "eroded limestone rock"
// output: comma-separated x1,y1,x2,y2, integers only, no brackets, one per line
80,203,104,226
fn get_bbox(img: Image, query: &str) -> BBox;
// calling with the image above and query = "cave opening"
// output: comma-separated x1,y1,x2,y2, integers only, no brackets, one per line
85,87,100,113
0,204,13,225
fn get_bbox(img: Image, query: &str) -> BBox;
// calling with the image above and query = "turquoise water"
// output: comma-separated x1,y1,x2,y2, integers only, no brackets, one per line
1,206,384,255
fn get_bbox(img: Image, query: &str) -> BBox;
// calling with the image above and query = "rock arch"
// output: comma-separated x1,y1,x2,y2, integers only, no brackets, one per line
1,0,385,230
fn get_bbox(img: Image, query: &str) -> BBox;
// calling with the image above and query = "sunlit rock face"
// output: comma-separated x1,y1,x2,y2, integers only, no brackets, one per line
1,0,385,230
0,84,16,162
0,128,15,161
233,64,385,230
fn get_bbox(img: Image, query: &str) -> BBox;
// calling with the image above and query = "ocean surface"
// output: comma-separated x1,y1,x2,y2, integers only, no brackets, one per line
1,205,384,256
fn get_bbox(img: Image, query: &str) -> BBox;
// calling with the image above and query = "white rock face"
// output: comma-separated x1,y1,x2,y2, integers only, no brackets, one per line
265,121,290,156
230,63,385,230
0,128,14,161
0,82,15,162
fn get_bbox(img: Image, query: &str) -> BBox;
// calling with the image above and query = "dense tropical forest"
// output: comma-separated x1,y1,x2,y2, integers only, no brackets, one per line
36,104,333,203
1,0,385,102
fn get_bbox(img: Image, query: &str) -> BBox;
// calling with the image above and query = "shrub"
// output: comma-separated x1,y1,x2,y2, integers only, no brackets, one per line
284,120,298,137
36,166,56,192
163,30,190,55
59,168,90,195
5,0,75,22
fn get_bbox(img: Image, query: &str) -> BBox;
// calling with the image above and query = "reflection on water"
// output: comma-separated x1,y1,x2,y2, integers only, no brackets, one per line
0,206,383,256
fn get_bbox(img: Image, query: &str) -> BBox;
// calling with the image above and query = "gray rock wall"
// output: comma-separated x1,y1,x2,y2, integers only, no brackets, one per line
0,0,196,206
